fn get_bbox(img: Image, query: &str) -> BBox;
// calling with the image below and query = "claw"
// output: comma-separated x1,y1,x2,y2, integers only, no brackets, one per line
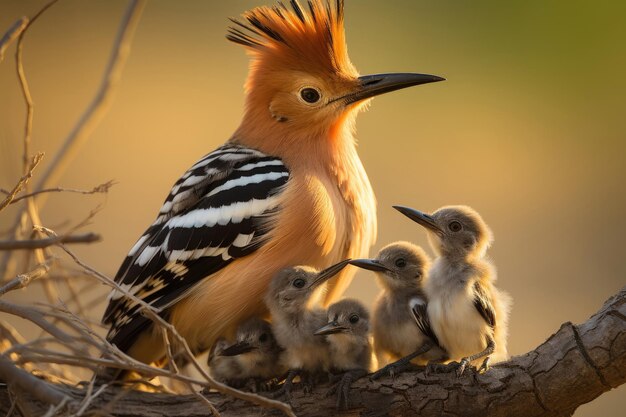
456,358,470,377
478,357,491,373
329,370,366,410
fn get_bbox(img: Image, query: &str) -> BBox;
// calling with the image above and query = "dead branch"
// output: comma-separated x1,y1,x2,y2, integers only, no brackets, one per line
0,259,52,296
0,17,28,63
0,153,44,212
0,233,101,250
0,180,116,205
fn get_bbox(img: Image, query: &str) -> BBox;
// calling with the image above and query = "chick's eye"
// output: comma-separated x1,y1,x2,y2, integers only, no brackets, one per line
300,87,321,103
448,221,462,232
293,278,306,288
259,333,268,343
395,258,407,268
349,314,359,324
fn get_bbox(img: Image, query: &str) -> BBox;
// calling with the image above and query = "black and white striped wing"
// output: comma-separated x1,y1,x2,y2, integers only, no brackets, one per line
410,298,440,348
102,144,290,352
473,281,496,328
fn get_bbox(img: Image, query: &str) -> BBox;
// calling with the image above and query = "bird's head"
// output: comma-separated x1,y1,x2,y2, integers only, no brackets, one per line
350,241,430,292
265,259,351,313
394,205,493,260
314,298,370,338
219,317,279,357
228,0,443,147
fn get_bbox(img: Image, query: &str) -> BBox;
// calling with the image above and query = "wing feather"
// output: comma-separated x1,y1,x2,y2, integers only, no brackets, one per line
102,145,290,351
473,281,496,328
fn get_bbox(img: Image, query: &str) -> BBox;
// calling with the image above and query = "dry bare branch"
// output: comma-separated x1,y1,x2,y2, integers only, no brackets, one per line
0,233,101,250
0,259,52,296
0,153,44,212
0,17,28,63
0,180,116,205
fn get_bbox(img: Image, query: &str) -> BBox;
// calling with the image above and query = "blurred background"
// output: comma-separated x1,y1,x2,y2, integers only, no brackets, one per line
1,1,624,415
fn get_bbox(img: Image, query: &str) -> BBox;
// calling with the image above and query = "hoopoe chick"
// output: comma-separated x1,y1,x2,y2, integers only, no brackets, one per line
350,242,446,379
395,205,512,376
314,299,371,409
218,317,285,391
208,338,242,387
265,260,351,399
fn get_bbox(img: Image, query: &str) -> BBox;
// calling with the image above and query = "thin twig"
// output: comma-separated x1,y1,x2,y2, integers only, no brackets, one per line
0,233,101,250
0,17,28,63
0,259,52,296
57,245,296,417
0,153,44,212
0,181,116,205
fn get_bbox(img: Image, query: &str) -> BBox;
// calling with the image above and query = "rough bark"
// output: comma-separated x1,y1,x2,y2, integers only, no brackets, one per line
0,286,624,417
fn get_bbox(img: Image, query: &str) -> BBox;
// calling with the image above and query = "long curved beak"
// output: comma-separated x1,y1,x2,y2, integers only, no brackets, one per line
393,205,444,235
340,72,445,105
349,258,391,273
220,341,256,356
314,320,349,336
311,259,351,288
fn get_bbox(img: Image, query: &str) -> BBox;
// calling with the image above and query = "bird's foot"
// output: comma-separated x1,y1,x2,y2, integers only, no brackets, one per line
477,357,491,374
456,358,471,377
326,369,367,410
270,383,293,401
371,359,418,380
300,371,316,395
270,370,298,401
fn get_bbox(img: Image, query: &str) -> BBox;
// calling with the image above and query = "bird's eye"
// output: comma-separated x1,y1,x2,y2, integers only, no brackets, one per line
300,87,321,104
395,258,407,268
349,314,359,324
259,333,268,343
292,278,306,288
448,221,463,232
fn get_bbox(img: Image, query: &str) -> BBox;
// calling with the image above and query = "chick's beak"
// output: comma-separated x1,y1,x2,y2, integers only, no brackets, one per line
314,321,349,336
349,258,391,273
339,72,445,105
393,205,444,235
220,341,256,356
311,259,351,288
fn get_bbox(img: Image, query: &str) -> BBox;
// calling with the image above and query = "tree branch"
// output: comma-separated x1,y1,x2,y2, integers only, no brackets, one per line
0,233,101,250
0,287,623,417
0,259,51,296
0,17,28,63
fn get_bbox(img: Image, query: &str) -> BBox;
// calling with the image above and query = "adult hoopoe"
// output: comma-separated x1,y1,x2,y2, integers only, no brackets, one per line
102,0,443,366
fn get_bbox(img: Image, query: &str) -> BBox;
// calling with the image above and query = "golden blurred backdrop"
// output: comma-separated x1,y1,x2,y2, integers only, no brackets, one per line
1,1,625,415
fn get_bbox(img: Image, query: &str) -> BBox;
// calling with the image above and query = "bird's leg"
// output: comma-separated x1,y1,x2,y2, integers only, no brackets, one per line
456,337,495,377
371,342,432,380
326,368,367,410
270,369,299,400
300,371,318,395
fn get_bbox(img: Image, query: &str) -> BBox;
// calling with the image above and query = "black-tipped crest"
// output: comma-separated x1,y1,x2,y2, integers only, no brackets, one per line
226,0,355,76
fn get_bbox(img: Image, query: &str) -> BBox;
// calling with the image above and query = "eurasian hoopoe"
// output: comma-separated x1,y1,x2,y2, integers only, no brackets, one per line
101,0,443,369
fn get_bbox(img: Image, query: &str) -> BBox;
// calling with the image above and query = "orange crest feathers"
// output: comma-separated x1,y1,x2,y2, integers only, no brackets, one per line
227,0,357,77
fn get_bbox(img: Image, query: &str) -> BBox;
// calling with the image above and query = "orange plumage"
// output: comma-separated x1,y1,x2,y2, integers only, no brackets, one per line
104,0,443,366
